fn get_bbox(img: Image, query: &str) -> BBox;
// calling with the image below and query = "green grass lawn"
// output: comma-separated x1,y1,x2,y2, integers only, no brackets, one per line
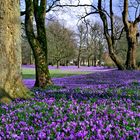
22,68,92,79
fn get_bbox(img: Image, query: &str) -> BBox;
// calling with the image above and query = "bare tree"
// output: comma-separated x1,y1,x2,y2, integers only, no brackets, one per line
76,24,86,68
85,22,98,67
98,0,125,70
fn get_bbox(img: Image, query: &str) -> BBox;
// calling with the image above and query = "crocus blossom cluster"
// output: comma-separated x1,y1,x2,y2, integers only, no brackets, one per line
0,69,140,139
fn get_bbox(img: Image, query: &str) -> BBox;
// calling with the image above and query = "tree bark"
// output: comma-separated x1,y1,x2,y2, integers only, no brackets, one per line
125,23,137,69
0,0,29,103
122,0,139,69
25,0,52,88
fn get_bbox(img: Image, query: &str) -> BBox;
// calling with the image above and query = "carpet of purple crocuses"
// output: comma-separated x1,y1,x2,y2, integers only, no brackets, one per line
0,66,140,140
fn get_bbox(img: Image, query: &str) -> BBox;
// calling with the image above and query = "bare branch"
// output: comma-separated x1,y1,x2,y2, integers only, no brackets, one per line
115,27,125,40
122,0,129,28
46,0,60,13
110,0,114,45
134,14,140,25
79,11,98,21
20,0,60,16
98,0,110,39
56,4,97,10
20,11,26,16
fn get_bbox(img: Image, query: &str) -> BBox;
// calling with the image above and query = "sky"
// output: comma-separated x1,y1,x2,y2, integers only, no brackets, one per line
20,0,140,31
20,0,93,30
47,0,93,30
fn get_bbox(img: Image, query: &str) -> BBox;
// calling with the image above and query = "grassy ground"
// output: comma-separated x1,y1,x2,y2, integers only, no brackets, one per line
22,68,92,79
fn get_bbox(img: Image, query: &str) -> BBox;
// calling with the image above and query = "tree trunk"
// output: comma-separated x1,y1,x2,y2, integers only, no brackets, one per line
25,0,52,88
29,48,33,64
108,49,124,70
122,0,139,70
66,60,69,66
0,0,29,103
33,45,52,87
87,57,90,67
94,56,97,67
82,59,85,66
91,59,94,66
125,23,138,69
104,33,124,70
77,55,80,68
126,41,137,69
56,60,59,69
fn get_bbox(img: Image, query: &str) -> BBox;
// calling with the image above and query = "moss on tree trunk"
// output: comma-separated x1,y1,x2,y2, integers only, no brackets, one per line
25,0,52,88
0,0,29,103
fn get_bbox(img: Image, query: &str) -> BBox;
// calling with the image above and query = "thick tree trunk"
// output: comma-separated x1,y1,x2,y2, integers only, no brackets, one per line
0,0,29,103
33,44,52,87
125,23,138,69
125,41,137,69
122,0,139,70
25,0,52,88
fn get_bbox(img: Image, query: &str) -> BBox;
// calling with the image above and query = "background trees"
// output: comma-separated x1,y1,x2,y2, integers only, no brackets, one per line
87,22,105,67
47,21,76,68
76,24,87,68
21,0,140,71
57,0,140,70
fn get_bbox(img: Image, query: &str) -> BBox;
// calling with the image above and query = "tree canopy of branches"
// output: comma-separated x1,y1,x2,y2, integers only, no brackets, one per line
98,0,125,70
